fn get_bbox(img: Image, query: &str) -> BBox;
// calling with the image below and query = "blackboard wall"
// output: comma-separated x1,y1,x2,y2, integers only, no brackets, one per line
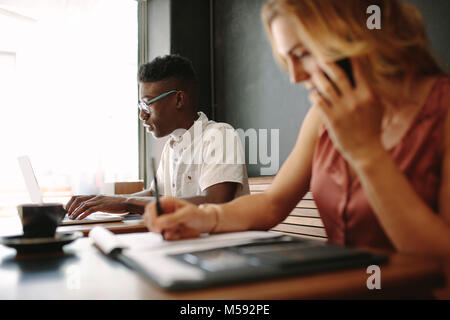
171,0,212,119
212,0,450,177
213,0,308,177
407,0,450,70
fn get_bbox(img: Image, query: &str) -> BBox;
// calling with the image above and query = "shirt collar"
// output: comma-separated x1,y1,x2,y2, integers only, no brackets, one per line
169,111,208,146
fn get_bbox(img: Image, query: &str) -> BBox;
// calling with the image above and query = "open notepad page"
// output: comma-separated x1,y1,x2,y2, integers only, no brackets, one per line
89,226,280,254
88,227,281,287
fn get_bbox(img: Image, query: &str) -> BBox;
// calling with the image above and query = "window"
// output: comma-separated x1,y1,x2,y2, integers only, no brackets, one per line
0,0,138,217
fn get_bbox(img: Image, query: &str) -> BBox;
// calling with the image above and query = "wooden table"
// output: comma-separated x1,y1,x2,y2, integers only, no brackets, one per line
0,236,445,300
0,213,148,238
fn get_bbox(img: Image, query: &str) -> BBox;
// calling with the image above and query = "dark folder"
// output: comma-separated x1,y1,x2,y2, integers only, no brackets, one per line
164,235,388,291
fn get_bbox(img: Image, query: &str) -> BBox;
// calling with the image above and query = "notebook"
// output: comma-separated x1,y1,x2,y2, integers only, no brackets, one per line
89,227,388,291
18,155,125,225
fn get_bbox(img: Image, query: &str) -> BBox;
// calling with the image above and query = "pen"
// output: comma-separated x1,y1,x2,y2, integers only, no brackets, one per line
151,157,165,239
151,157,163,216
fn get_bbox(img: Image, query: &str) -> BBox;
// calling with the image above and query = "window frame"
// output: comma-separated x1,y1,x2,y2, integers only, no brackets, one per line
138,0,149,188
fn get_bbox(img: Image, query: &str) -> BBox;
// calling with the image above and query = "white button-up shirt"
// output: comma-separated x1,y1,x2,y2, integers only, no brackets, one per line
150,112,250,199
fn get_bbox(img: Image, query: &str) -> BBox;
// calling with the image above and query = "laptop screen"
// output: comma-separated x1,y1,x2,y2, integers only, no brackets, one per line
17,155,43,204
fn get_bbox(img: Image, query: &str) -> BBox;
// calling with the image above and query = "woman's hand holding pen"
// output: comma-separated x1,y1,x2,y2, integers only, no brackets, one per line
309,58,386,168
143,196,218,240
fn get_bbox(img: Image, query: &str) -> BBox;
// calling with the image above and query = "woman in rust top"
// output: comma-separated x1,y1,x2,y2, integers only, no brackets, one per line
143,0,450,255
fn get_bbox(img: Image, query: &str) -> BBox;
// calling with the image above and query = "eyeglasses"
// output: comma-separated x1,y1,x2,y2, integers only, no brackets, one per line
138,89,179,114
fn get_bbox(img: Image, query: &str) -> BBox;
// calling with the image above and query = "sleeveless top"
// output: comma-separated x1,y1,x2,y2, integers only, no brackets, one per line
310,76,450,250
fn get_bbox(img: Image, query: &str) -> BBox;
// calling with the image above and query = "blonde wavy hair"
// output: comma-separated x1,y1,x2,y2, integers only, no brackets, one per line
262,0,446,103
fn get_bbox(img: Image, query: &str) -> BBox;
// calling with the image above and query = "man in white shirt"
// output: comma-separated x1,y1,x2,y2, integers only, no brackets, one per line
66,54,249,220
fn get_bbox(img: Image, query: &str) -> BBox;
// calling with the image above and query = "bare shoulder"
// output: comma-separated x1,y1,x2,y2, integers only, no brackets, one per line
294,105,325,148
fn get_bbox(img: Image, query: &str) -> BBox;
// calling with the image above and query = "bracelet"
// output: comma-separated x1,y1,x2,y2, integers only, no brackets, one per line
198,203,223,234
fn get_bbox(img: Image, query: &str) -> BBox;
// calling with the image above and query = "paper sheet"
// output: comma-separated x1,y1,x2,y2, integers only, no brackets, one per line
112,229,279,254
89,227,280,285
125,250,206,286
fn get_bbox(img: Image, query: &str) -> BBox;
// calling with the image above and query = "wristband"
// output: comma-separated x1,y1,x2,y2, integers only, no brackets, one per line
198,203,223,233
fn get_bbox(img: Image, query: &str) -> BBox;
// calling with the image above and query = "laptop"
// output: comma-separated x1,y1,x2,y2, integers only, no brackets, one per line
17,155,125,225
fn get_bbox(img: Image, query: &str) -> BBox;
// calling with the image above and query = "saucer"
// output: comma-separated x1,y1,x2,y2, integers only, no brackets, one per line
0,232,83,254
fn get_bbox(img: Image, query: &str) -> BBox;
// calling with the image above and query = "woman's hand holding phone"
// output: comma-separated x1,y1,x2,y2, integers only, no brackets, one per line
309,58,386,168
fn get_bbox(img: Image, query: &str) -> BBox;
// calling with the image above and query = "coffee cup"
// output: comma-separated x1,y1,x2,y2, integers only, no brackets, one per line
17,203,67,238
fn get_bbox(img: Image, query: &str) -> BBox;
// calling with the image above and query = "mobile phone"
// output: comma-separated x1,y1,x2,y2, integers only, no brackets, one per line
335,58,355,87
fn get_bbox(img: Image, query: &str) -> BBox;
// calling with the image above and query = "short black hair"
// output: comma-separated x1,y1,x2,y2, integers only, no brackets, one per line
138,54,197,84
